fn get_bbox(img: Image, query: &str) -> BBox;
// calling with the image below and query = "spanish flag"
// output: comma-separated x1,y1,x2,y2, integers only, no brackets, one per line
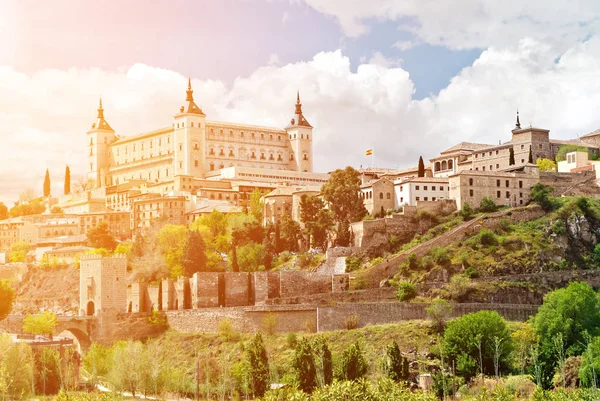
365,149,373,156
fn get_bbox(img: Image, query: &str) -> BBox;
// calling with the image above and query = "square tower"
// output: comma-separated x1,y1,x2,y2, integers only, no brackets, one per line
285,91,313,173
87,99,116,188
79,254,127,316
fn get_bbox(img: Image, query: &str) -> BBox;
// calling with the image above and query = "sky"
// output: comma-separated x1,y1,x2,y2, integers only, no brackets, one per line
1,0,600,204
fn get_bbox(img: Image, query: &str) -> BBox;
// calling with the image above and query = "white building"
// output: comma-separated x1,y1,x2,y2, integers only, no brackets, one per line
393,177,449,207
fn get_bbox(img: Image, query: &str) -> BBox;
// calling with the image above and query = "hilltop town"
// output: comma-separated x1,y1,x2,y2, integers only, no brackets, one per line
4,84,600,400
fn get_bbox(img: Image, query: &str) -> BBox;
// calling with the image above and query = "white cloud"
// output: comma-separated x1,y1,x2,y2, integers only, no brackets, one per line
267,53,281,66
368,52,402,68
3,38,600,205
282,11,289,25
300,0,600,51
392,40,417,51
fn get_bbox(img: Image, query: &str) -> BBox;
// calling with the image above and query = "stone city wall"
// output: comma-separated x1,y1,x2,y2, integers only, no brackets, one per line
540,171,597,196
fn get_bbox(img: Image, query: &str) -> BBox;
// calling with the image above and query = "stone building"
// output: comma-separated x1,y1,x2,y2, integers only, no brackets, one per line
431,113,600,177
448,165,540,209
263,185,321,225
86,81,317,189
79,254,127,316
360,178,395,216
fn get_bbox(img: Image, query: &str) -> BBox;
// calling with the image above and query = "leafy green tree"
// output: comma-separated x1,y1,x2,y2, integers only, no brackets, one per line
43,168,51,197
459,202,475,221
236,243,266,271
114,241,133,256
280,215,302,252
9,199,45,217
530,183,555,211
50,206,63,214
293,338,317,393
0,333,34,399
231,241,239,272
0,202,7,220
443,310,513,380
509,147,515,165
181,229,207,277
418,156,425,177
64,165,71,195
157,224,187,277
320,167,368,239
533,282,600,388
9,241,31,263
556,144,589,162
197,209,228,237
300,194,333,249
426,299,454,334
87,221,117,251
83,343,113,387
0,280,15,321
23,311,58,339
338,341,369,381
396,281,417,301
34,347,61,395
249,188,264,223
247,333,270,397
479,196,497,212
579,336,600,387
312,336,333,386
382,340,409,382
536,158,557,172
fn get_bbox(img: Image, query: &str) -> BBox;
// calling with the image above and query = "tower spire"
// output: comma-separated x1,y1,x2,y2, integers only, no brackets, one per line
515,110,521,129
297,90,300,104
186,77,194,102
97,98,104,119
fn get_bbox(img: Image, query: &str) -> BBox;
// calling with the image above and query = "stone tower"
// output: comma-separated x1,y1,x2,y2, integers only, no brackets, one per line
173,78,207,177
87,99,116,188
79,254,127,316
286,91,313,172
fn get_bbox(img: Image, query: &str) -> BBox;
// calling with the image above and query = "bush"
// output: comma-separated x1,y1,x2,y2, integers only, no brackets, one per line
459,202,475,221
426,299,453,333
343,314,359,330
286,332,298,349
260,313,278,336
396,281,417,302
430,247,450,267
479,229,498,246
531,183,556,212
446,274,470,301
218,319,239,341
407,253,420,270
337,342,368,381
345,254,364,272
552,219,566,235
479,197,498,213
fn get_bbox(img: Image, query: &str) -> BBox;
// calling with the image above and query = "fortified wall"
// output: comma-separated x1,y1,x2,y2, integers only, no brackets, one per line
350,201,457,252
540,171,598,196
126,271,350,313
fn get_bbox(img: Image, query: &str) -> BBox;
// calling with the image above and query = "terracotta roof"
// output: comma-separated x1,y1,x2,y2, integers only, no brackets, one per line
46,246,93,254
581,129,600,138
264,185,320,197
395,177,449,184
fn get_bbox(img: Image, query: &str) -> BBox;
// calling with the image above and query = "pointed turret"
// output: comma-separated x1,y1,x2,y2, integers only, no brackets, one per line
288,90,312,128
180,77,205,115
93,98,113,131
515,110,521,130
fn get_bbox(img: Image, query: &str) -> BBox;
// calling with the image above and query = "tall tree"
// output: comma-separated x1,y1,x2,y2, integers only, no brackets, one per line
280,215,302,252
181,229,207,277
418,156,425,177
0,280,16,321
293,338,317,393
338,341,369,381
528,146,533,164
382,340,409,382
249,188,264,223
300,195,333,249
509,147,515,166
231,240,239,272
320,167,367,243
0,202,7,220
43,169,51,197
247,333,270,397
87,221,117,251
64,165,71,195
23,311,58,340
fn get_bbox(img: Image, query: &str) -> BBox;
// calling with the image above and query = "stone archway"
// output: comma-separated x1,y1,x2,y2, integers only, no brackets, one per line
86,301,95,317
59,327,92,352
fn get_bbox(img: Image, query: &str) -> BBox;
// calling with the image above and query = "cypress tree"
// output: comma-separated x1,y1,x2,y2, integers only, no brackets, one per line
293,338,317,393
247,332,270,397
382,340,405,382
64,165,71,195
418,156,425,177
509,147,515,166
231,241,239,272
321,341,333,385
339,341,368,381
43,169,51,197
528,146,533,164
181,230,207,276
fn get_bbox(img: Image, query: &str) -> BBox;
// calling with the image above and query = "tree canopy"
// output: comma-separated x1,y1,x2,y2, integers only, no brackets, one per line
0,280,16,321
418,156,425,177
536,158,557,172
181,229,207,277
443,310,513,380
64,165,71,195
0,202,7,220
300,194,333,249
9,241,31,263
87,221,117,251
43,169,51,197
247,332,270,397
556,145,589,162
23,311,58,339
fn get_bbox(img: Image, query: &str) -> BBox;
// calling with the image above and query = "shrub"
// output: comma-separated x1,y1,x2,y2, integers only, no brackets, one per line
552,219,566,235
396,281,417,302
260,313,278,336
286,332,298,349
446,274,470,301
407,253,420,270
218,318,238,341
479,229,498,246
530,183,556,212
430,247,450,267
464,266,479,279
345,254,364,272
343,314,359,330
497,218,511,232
381,340,409,382
479,197,498,213
459,202,475,221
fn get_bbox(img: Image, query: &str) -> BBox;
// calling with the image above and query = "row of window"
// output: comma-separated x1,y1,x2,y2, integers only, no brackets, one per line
413,185,445,191
362,192,392,200
434,160,454,172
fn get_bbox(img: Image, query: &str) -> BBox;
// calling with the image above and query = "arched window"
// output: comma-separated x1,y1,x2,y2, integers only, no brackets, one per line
379,193,383,199
448,159,454,169
210,162,215,171
441,160,448,170
435,161,440,171
387,193,391,199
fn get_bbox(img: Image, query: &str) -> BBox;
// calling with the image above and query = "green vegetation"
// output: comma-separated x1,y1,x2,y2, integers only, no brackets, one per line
396,281,417,301
9,240,31,263
86,221,117,251
22,311,58,338
460,202,475,220
479,196,498,213
0,279,15,321
536,158,557,172
64,165,71,195
555,144,589,162
43,168,51,197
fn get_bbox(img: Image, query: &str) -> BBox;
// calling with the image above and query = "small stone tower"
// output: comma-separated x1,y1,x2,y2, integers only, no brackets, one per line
173,78,207,177
87,99,116,188
79,254,127,316
286,91,313,172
